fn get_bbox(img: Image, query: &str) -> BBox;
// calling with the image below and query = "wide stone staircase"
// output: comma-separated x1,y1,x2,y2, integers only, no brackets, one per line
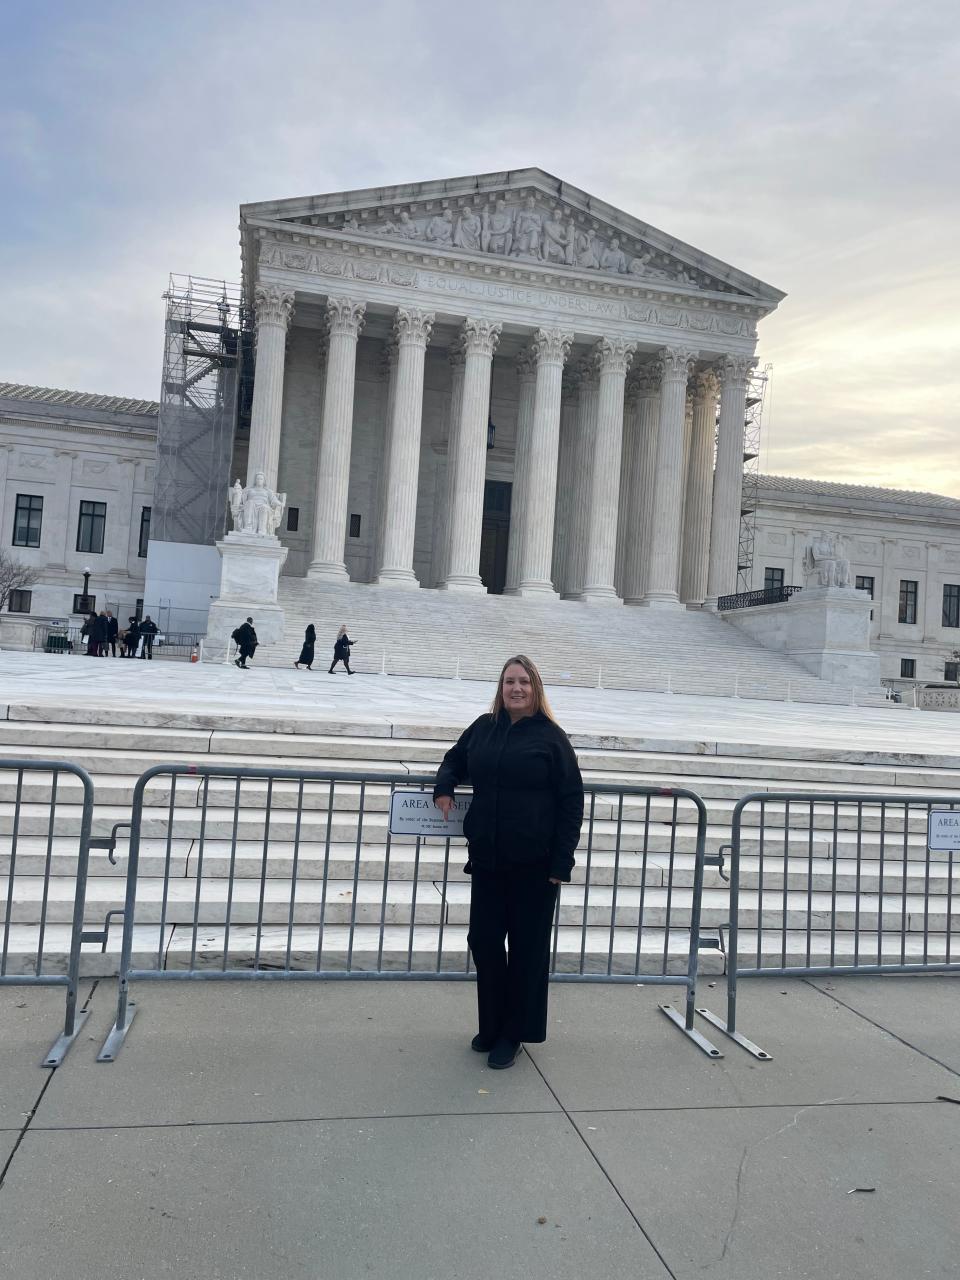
237,578,891,706
2,712,956,979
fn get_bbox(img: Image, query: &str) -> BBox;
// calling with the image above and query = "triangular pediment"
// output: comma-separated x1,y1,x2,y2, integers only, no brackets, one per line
241,168,784,304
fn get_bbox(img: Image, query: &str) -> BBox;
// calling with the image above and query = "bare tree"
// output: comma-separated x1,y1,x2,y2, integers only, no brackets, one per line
0,550,41,614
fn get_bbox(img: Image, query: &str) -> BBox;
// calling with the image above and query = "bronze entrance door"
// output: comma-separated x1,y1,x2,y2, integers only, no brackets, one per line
479,480,512,594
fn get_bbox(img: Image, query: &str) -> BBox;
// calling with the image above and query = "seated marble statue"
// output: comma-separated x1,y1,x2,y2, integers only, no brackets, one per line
541,207,571,265
575,228,600,269
599,237,628,274
385,210,421,240
511,196,543,259
481,200,513,255
454,206,482,251
230,473,285,537
802,533,852,588
425,210,454,245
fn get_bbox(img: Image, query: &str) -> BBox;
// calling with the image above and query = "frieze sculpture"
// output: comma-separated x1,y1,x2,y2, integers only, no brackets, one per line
325,193,722,290
802,533,853,589
229,472,286,538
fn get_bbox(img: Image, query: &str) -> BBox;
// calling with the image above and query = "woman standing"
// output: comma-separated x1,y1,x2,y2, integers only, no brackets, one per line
328,625,355,675
433,655,584,1070
295,623,316,671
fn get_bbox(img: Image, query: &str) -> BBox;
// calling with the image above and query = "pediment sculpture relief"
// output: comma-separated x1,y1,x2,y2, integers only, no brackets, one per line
304,195,726,291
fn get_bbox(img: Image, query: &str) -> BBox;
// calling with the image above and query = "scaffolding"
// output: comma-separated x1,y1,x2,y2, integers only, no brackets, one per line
152,274,253,546
737,362,771,592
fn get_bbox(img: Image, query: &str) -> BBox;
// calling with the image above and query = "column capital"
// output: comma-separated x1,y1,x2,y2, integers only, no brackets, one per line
594,336,636,376
693,368,720,402
532,328,574,368
254,284,295,331
461,317,501,357
515,346,538,382
658,346,698,383
326,296,366,338
718,353,757,386
394,306,435,348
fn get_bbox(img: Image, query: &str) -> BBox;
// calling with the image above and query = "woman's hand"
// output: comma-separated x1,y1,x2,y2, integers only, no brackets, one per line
434,795,454,820
548,877,562,885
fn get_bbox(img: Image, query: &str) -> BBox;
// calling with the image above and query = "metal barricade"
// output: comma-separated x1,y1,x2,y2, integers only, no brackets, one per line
98,764,722,1060
0,759,96,1065
698,791,960,1058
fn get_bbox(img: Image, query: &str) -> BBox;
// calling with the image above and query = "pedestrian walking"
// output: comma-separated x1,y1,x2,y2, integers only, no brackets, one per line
94,611,110,657
328,624,355,675
106,611,119,657
294,623,316,671
123,616,140,658
432,654,584,1070
81,611,98,656
232,617,258,669
138,615,159,659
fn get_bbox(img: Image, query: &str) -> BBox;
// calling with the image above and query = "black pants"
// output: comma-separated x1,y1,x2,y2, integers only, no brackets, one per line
329,653,352,673
468,866,559,1044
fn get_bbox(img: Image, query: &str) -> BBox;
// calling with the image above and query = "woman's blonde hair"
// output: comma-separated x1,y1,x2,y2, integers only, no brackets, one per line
490,654,556,722
337,624,347,637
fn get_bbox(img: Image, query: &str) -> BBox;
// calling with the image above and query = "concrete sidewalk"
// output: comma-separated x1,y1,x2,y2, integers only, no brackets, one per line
1,976,958,1279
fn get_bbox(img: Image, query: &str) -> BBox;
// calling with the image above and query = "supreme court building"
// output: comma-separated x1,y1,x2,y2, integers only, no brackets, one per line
227,168,784,609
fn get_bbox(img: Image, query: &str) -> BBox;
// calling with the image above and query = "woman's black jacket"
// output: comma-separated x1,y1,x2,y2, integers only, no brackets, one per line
432,710,584,882
334,633,352,657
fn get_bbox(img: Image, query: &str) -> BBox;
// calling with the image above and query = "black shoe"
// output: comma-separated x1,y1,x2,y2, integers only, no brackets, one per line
234,659,242,668
487,1037,522,1070
471,1034,496,1053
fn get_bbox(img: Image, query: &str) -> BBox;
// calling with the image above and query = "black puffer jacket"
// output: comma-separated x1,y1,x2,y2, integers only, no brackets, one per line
433,710,584,882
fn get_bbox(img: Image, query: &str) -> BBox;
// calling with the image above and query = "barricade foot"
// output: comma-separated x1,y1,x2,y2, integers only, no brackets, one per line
97,1003,137,1063
695,1007,772,1060
659,1003,723,1057
42,1009,90,1068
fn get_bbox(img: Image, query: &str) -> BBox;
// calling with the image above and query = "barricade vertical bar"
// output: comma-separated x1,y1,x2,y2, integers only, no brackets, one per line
921,802,931,964
189,776,210,970
805,801,815,969
829,801,839,968
1,770,24,972
853,801,863,966
346,780,365,970
316,780,334,971
899,802,910,965
877,801,887,965
222,776,242,970
780,799,790,968
35,770,58,971
407,831,422,972
633,795,651,975
606,794,624,975
661,795,678,973
253,777,273,969
578,792,596,971
376,784,393,972
285,777,305,971
157,775,176,970
755,797,766,970
947,845,955,964
436,812,451,974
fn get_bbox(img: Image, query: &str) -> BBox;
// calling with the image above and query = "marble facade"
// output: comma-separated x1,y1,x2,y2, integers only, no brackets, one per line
236,169,785,610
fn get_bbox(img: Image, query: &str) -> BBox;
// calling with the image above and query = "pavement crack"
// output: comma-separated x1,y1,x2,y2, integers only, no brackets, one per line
717,1145,748,1262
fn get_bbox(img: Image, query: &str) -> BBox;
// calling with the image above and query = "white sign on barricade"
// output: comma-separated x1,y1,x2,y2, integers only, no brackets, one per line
389,789,469,838
927,808,960,850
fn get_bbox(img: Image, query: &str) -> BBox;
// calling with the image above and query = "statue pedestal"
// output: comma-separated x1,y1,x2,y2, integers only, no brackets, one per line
723,586,881,687
204,532,289,661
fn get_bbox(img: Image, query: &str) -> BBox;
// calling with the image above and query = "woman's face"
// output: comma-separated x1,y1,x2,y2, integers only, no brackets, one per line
501,663,535,717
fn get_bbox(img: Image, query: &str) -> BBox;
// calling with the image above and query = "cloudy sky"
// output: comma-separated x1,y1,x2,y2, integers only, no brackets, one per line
2,0,957,494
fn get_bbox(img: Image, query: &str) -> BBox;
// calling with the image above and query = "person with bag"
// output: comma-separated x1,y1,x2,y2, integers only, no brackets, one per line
123,616,140,658
328,624,355,675
138,615,159,659
81,611,98,656
232,617,258,669
432,654,584,1070
294,623,316,671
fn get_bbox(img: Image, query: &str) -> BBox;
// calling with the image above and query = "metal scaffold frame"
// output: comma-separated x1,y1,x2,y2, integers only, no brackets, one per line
153,274,253,547
737,362,772,592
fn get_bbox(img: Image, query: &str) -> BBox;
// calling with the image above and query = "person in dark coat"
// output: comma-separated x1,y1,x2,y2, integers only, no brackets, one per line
295,624,316,671
124,617,140,658
433,654,584,1070
94,611,110,657
105,611,119,657
328,624,355,674
232,617,258,669
81,612,98,657
138,615,159,659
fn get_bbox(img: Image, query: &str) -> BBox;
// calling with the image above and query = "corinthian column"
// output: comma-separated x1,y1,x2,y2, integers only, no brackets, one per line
504,348,537,594
308,296,366,581
440,317,501,593
551,374,579,589
580,336,636,604
246,284,295,488
641,346,697,608
680,369,719,605
517,328,573,597
704,354,756,608
561,357,599,598
372,339,397,579
376,308,434,587
623,365,660,604
432,343,465,586
615,375,641,596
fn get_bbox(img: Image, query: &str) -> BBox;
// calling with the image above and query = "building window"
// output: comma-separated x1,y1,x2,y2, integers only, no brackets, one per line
942,584,960,629
135,598,144,620
73,593,96,614
13,494,43,548
898,579,917,624
945,661,960,683
763,567,784,592
76,500,106,554
855,575,875,598
8,589,32,613
287,507,299,532
138,507,151,558
349,513,361,538
900,658,916,679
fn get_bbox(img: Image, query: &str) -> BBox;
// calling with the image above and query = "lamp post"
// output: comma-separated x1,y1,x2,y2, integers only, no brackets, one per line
78,567,93,614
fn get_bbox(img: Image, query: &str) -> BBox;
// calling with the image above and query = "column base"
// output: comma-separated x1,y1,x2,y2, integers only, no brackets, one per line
515,580,560,600
638,593,684,610
375,569,421,589
307,560,350,583
578,585,623,606
439,575,486,594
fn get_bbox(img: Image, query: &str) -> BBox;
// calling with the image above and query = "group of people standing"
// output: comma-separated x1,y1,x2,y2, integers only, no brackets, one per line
80,611,158,658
